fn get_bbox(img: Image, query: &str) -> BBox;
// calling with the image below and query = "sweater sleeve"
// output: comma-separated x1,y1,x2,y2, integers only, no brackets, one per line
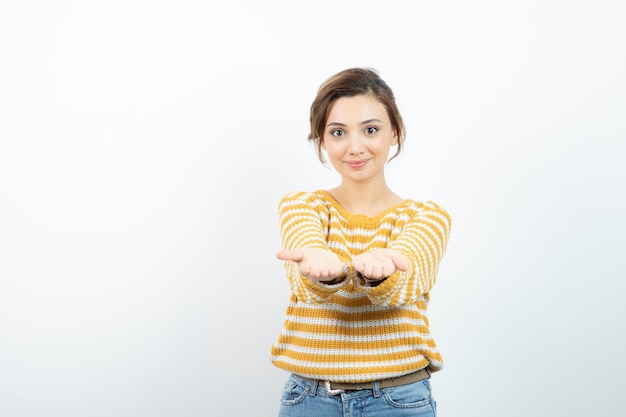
278,192,348,303
357,201,452,306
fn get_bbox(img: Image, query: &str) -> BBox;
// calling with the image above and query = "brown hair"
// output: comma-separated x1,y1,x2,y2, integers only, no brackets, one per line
308,67,406,164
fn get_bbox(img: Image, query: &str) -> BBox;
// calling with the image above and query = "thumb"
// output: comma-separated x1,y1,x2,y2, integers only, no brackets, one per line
276,248,303,262
391,254,409,272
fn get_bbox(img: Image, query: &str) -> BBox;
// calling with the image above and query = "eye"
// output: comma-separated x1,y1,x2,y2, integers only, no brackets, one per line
365,126,378,134
331,129,344,137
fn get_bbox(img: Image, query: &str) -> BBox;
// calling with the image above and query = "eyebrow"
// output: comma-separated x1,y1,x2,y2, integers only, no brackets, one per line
326,118,383,128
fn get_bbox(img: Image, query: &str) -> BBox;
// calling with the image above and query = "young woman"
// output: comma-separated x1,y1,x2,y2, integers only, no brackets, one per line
271,67,452,417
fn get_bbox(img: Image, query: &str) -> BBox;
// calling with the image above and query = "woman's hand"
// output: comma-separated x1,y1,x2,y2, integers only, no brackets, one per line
276,248,346,283
352,249,408,281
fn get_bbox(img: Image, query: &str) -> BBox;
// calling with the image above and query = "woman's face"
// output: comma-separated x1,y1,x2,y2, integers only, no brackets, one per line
322,95,398,184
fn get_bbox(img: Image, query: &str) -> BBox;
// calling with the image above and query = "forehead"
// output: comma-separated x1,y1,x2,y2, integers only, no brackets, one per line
326,95,389,124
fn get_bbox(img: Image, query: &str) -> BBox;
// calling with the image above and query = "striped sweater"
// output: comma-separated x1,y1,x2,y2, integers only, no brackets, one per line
270,190,452,383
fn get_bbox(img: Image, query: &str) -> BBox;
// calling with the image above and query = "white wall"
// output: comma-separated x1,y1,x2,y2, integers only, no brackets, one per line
1,1,624,416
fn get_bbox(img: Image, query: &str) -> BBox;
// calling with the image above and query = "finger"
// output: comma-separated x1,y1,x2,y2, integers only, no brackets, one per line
311,268,325,281
364,264,378,279
276,249,303,262
391,254,409,272
320,266,336,281
300,265,313,278
372,265,385,280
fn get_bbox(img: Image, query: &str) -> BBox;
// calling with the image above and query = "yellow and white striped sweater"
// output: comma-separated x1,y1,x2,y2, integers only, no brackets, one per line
270,190,452,383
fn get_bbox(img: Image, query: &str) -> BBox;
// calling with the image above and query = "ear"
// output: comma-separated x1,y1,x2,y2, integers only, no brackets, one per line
321,138,326,150
391,130,399,145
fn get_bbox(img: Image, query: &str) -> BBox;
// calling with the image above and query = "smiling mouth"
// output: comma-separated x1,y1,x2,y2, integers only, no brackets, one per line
346,159,369,168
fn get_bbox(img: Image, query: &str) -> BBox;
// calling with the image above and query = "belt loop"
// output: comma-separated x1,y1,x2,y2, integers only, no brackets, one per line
309,379,319,397
372,381,381,397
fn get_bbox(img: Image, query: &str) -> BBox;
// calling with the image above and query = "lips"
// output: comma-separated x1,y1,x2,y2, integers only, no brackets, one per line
346,159,369,168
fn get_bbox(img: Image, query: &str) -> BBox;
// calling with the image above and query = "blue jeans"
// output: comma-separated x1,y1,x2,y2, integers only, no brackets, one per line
278,373,437,417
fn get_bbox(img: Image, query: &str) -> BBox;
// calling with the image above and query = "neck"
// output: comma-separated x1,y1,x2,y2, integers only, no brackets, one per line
329,178,401,216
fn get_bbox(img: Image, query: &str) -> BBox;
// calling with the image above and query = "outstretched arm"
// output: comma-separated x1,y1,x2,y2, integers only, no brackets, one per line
277,192,350,303
356,202,451,306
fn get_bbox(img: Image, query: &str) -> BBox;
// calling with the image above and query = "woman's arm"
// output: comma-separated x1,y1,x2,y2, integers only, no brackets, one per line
355,201,452,306
276,192,349,303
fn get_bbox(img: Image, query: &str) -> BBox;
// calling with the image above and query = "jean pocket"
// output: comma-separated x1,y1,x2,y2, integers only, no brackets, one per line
382,380,435,410
280,379,309,406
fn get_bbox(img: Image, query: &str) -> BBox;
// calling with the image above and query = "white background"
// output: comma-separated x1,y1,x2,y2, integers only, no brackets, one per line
1,1,624,416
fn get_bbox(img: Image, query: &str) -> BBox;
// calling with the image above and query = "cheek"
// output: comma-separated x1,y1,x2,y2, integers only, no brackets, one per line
369,141,390,154
323,141,344,157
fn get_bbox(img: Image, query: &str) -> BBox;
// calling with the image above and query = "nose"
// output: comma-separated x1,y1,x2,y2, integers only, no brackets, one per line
348,132,365,155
